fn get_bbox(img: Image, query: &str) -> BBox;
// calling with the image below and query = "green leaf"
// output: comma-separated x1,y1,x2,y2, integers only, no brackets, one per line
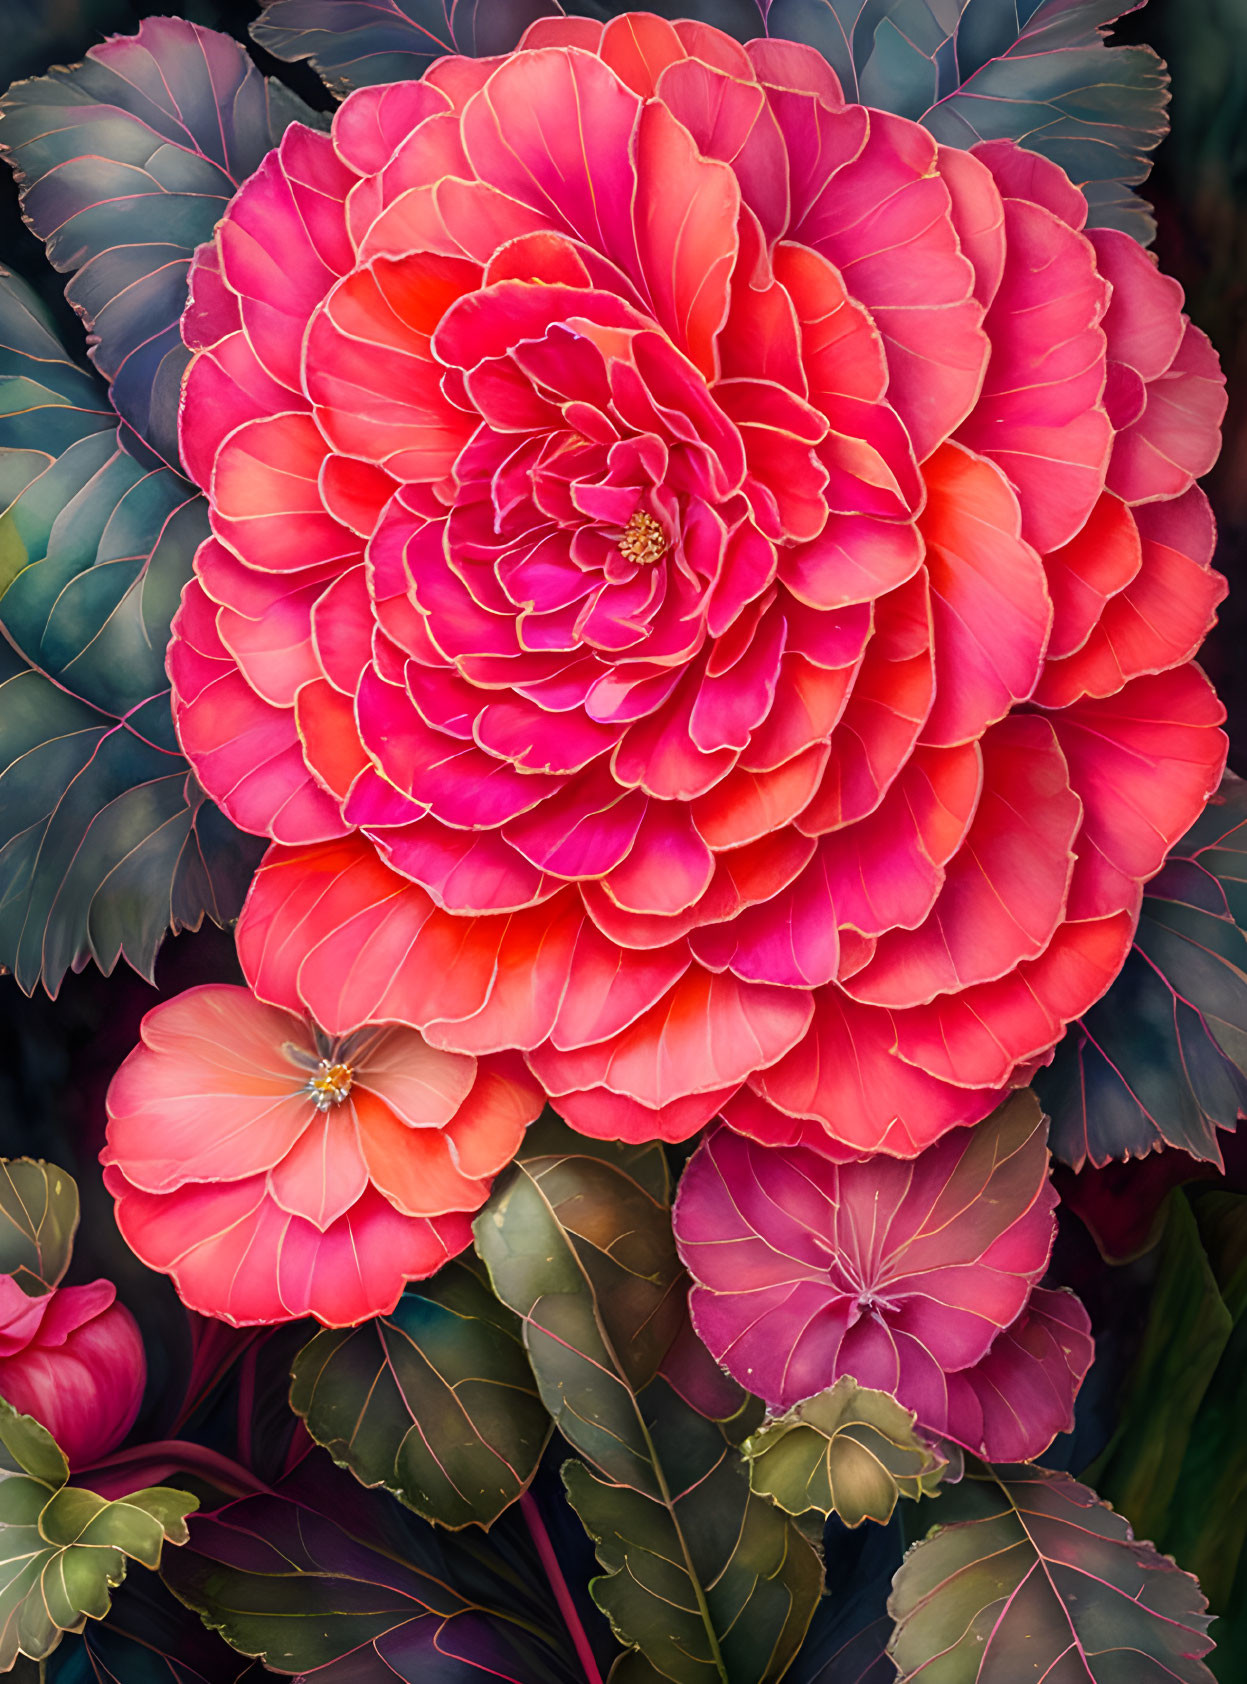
474,1122,821,1683
290,1257,552,1530
0,1160,78,1291
610,1654,672,1684
40,1570,257,1683
0,18,323,467
472,1125,684,1485
0,1400,196,1669
889,1463,1216,1682
742,1378,949,1529
1083,1190,1234,1544
0,268,263,995
564,1378,824,1684
1080,1188,1247,1668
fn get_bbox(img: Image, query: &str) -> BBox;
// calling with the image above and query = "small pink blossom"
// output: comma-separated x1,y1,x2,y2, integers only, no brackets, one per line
0,1275,145,1468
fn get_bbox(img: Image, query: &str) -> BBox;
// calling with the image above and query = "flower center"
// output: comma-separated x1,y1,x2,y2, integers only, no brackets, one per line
306,1060,353,1111
617,510,667,567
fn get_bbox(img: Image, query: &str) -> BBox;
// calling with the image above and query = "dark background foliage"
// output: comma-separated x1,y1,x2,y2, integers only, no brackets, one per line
0,2,1245,1679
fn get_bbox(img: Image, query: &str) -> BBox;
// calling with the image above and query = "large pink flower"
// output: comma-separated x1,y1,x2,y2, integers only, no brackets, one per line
172,15,1228,1152
102,985,542,1326
672,1093,1094,1462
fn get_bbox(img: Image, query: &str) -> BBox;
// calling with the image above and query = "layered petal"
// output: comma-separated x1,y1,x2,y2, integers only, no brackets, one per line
102,984,541,1326
675,1093,1061,1415
165,25,1224,1161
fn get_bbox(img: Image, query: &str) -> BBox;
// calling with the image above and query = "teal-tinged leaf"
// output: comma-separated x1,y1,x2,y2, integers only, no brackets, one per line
474,1119,821,1684
290,1257,552,1530
888,1463,1216,1682
764,0,1168,240
0,268,263,995
0,1400,196,1670
251,0,564,93
250,0,769,94
1038,776,1247,1168
0,1159,78,1291
0,18,323,467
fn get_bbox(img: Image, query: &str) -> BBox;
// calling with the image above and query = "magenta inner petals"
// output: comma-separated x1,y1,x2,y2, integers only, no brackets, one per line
170,20,1226,1151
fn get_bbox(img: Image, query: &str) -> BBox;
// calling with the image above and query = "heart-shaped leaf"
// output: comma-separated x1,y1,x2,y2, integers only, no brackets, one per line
1038,776,1247,1169
162,1459,586,1681
474,1116,822,1684
742,1379,950,1529
290,1256,552,1530
0,1399,197,1670
888,1463,1216,1682
0,269,263,995
0,1159,77,1291
0,18,323,467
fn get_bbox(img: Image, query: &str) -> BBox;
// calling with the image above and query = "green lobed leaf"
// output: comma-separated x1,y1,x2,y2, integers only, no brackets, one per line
0,17,323,467
290,1256,552,1530
474,1117,822,1683
888,1462,1215,1682
742,1378,949,1529
0,1400,196,1670
0,268,263,995
0,1159,78,1291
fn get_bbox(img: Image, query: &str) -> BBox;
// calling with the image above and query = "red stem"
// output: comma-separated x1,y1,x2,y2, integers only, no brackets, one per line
236,1339,259,1469
78,1439,273,1499
519,1489,604,1684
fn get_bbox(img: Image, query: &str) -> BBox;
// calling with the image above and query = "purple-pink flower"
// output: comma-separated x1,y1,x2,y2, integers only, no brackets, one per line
673,1092,1093,1461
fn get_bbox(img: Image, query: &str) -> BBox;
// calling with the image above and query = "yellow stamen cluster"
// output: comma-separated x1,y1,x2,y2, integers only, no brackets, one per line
307,1060,353,1111
618,510,667,567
